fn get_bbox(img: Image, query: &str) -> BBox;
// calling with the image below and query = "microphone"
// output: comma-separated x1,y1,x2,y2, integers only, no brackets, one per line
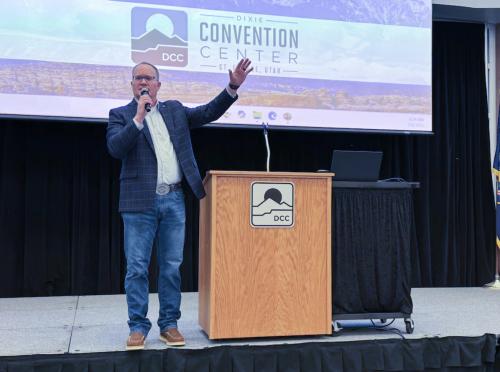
140,88,151,112
261,122,270,172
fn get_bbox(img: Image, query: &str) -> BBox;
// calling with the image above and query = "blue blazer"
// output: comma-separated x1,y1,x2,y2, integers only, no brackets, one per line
106,89,237,212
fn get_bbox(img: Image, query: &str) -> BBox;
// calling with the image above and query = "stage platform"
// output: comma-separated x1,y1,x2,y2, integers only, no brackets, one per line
0,288,499,371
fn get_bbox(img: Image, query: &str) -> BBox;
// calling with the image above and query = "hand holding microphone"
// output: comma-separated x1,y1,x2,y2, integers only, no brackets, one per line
141,88,151,113
134,88,152,123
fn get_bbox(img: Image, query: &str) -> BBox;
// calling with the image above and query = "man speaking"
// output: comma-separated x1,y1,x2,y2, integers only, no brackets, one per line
106,58,253,350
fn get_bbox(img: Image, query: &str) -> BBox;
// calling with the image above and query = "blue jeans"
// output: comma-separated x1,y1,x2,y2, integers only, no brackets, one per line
121,190,185,336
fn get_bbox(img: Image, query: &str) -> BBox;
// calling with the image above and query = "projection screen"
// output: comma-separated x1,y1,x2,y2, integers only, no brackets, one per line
0,0,432,133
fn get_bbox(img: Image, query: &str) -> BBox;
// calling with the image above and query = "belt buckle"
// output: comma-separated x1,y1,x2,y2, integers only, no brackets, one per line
156,183,171,195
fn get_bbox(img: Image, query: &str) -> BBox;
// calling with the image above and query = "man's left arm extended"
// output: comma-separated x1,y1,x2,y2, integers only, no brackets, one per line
185,58,253,129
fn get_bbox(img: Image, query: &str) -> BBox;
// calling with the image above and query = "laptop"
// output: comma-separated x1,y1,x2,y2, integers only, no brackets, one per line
330,150,383,181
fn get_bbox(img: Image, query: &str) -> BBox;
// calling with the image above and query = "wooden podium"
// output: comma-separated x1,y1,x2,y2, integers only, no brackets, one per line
198,171,333,339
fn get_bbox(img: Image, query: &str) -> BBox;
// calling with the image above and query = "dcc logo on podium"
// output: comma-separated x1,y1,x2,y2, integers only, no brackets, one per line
251,182,294,228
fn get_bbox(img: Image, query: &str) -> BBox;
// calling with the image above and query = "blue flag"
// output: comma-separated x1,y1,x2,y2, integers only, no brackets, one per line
493,110,500,251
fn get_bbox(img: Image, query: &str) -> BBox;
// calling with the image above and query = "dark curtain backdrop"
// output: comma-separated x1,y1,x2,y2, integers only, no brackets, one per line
0,22,495,297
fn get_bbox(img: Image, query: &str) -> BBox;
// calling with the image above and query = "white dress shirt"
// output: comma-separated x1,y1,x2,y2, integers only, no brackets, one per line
133,103,182,187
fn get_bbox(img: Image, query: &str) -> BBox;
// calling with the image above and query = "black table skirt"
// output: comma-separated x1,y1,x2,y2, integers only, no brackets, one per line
332,187,413,315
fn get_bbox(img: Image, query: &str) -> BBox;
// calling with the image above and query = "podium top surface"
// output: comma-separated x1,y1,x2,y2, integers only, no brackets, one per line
204,170,335,181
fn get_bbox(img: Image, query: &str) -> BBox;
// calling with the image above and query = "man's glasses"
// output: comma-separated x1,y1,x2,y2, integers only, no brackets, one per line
133,75,156,82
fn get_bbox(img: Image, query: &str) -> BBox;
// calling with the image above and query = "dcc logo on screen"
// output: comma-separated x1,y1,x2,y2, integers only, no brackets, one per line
131,7,188,67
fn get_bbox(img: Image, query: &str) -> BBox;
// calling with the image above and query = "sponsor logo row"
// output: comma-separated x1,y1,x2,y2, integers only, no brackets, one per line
223,110,292,121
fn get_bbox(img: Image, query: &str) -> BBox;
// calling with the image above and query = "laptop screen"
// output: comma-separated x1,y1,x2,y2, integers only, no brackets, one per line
330,150,383,181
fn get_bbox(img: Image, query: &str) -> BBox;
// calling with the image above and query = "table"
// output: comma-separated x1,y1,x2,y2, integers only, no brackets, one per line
332,181,419,333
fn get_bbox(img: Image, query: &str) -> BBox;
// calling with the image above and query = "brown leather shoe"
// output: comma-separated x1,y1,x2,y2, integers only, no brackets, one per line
126,331,145,350
160,328,185,346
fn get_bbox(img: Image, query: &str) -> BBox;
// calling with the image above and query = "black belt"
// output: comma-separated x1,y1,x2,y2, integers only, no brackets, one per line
156,183,182,195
